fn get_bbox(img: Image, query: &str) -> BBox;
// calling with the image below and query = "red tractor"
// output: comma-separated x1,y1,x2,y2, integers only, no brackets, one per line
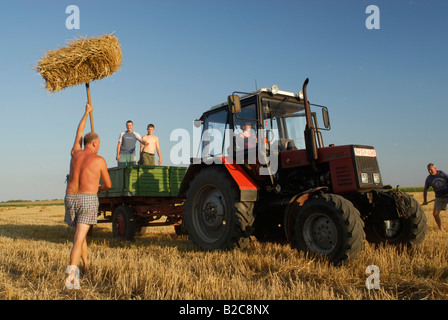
179,78,427,264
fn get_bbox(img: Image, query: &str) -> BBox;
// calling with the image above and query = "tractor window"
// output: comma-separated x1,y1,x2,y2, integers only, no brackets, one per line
284,116,306,149
234,104,257,131
201,109,231,158
262,98,306,150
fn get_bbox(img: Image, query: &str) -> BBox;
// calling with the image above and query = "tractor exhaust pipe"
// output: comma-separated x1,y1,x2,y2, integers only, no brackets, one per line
302,78,318,170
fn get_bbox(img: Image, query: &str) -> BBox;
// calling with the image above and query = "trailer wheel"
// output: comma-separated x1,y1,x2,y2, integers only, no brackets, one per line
364,192,427,246
184,167,255,250
112,205,136,241
293,193,365,264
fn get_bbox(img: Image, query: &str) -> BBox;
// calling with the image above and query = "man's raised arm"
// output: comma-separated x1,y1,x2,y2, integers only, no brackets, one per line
71,103,93,156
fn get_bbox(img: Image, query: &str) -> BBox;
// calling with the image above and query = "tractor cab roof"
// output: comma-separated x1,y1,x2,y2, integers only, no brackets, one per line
207,85,302,112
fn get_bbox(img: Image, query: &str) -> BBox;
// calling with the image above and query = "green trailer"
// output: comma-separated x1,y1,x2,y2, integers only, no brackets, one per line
97,165,188,240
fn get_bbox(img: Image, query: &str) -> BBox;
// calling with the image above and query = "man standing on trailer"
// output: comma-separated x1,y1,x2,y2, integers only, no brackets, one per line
140,123,162,165
65,103,112,283
116,120,147,167
423,163,448,231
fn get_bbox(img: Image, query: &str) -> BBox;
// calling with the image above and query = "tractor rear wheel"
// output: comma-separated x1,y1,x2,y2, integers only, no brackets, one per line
293,193,365,264
184,167,255,250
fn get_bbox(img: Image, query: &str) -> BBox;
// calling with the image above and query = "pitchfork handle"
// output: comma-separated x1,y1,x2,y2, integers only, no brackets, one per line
86,83,94,132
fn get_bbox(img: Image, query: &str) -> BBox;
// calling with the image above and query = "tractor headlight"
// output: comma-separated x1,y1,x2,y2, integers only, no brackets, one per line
373,172,381,184
361,173,369,184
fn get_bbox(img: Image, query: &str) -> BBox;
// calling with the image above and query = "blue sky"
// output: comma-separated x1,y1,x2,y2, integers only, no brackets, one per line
0,0,446,201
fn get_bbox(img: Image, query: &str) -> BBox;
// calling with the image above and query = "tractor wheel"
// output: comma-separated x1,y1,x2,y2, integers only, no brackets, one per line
184,167,255,250
293,193,365,264
112,205,136,241
364,192,427,246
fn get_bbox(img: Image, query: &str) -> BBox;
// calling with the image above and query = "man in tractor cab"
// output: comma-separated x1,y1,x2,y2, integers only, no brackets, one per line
423,163,448,231
238,121,257,150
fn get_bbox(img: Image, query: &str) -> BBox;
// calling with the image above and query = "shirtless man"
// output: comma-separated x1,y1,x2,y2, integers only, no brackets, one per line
140,124,162,165
65,103,111,279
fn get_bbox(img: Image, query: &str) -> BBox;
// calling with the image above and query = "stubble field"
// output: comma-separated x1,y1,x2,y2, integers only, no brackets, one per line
1,192,448,300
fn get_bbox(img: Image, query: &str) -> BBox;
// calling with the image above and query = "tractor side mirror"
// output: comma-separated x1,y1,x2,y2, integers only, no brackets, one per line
228,95,241,113
322,108,330,129
194,119,203,128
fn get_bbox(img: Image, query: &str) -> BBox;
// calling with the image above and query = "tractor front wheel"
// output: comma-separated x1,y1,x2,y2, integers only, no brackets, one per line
364,192,427,246
293,193,365,264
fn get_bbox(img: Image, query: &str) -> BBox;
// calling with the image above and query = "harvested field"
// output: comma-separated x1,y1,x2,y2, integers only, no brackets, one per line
1,192,448,301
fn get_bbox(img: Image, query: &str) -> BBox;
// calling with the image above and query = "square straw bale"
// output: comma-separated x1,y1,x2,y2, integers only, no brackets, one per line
35,34,122,93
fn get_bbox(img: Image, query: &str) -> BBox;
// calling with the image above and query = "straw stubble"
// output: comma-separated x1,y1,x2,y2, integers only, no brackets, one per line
2,193,448,300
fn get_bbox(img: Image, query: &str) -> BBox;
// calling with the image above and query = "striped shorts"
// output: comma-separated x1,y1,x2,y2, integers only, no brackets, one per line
64,194,99,227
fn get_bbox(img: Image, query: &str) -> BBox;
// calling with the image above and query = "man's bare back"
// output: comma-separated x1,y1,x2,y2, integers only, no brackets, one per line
66,150,109,195
66,103,111,195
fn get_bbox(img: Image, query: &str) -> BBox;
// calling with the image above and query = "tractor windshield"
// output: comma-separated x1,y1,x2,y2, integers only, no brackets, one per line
262,97,307,150
262,96,329,150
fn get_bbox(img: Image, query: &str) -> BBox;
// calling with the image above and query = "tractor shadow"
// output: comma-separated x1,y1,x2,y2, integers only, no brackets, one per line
90,224,195,251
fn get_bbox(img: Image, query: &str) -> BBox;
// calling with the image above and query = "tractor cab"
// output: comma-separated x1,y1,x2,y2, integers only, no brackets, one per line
198,82,330,174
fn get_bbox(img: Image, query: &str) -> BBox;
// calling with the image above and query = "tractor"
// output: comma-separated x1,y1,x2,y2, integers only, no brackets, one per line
179,78,427,264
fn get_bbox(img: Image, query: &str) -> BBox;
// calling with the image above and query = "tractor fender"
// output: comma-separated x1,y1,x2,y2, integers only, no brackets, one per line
178,162,259,202
283,186,328,245
178,163,204,198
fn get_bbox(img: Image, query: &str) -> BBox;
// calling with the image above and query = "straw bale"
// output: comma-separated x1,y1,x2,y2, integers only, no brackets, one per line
34,34,122,93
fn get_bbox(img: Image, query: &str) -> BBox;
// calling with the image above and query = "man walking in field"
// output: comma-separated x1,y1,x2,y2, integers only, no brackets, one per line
140,123,162,165
65,103,111,284
423,163,448,231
